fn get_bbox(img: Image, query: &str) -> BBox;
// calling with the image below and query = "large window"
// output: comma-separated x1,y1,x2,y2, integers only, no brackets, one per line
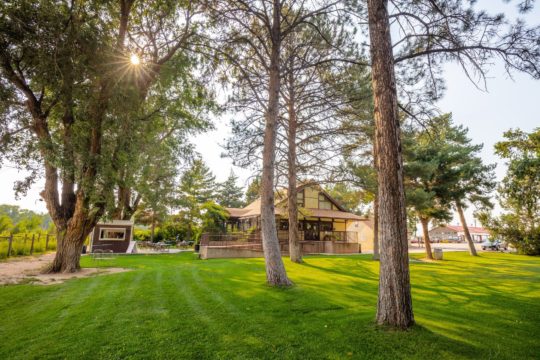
318,194,332,210
99,228,126,241
320,222,333,231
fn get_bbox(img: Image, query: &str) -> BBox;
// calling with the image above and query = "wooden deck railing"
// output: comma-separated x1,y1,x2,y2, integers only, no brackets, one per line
201,231,358,246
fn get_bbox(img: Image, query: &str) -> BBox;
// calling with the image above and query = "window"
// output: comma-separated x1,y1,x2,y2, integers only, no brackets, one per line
297,190,305,207
318,194,332,210
279,220,289,231
320,222,333,231
99,228,126,241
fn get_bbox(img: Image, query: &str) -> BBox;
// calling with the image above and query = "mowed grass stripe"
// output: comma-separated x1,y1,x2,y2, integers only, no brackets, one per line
0,252,539,359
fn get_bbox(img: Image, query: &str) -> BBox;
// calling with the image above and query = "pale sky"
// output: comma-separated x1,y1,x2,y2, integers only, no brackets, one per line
1,1,538,228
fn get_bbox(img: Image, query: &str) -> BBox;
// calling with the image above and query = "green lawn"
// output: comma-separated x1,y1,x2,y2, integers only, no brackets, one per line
0,252,539,359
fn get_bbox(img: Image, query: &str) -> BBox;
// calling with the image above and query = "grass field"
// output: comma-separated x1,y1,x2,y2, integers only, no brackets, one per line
0,252,539,359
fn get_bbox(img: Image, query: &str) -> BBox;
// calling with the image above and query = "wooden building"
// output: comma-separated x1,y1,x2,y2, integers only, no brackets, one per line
200,183,374,259
90,220,136,254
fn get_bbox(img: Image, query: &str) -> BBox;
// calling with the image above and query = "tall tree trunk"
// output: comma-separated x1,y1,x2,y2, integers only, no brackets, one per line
287,60,302,263
456,202,478,256
150,213,155,242
260,0,292,286
420,216,433,260
372,139,380,260
47,194,101,273
368,0,414,328
373,193,380,260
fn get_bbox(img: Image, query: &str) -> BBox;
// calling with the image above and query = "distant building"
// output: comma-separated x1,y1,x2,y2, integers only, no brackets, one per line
429,225,490,243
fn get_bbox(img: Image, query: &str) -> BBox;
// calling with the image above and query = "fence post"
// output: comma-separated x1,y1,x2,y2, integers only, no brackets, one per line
45,234,49,250
7,233,13,258
24,233,28,245
30,233,36,255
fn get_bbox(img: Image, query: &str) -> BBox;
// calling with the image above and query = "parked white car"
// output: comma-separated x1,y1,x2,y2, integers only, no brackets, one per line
481,239,508,251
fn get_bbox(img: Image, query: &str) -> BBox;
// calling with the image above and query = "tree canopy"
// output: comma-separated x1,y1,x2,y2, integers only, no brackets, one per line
480,128,540,255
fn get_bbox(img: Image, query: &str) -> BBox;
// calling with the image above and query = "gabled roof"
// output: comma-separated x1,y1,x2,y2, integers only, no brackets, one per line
226,183,360,220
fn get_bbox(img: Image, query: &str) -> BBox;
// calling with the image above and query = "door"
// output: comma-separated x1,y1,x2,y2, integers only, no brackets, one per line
304,221,320,241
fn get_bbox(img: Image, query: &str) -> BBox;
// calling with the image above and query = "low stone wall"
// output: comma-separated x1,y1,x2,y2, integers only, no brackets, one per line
199,246,263,259
200,241,360,259
325,241,360,254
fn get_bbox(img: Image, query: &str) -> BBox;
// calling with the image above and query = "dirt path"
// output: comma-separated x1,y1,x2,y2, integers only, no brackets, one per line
0,253,129,286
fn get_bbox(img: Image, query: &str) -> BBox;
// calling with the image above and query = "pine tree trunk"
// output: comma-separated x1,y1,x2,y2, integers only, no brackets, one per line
456,202,478,256
260,0,292,287
368,0,414,328
420,217,433,260
287,59,302,263
372,136,380,260
372,193,380,260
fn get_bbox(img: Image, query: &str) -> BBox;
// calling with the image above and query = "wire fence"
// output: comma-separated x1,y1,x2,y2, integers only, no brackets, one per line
0,232,57,259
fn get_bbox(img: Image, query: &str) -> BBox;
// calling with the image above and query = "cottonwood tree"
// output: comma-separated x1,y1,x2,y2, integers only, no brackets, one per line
361,0,540,328
0,0,210,272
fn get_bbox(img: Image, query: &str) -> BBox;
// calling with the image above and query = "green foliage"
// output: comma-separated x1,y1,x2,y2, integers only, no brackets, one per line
0,0,215,246
177,159,216,206
0,253,539,358
200,201,229,235
481,128,540,255
133,228,152,242
325,183,365,215
0,232,56,259
0,214,13,234
217,170,244,208
403,113,495,224
175,159,222,241
0,205,50,234
245,176,261,204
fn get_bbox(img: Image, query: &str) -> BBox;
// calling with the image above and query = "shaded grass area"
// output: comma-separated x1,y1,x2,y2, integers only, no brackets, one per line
0,252,539,359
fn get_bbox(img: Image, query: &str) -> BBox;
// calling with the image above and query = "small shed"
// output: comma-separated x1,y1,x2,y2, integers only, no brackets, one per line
90,220,135,253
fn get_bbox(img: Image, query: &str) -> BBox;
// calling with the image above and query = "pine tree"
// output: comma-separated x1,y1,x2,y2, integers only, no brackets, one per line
218,170,245,208
177,159,217,242
245,177,261,204
403,114,496,259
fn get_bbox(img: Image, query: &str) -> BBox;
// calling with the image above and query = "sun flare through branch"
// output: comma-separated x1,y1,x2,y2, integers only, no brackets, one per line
130,53,140,66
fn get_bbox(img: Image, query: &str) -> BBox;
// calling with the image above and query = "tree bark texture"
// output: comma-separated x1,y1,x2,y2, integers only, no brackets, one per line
420,217,433,260
368,0,414,328
260,0,292,287
373,140,380,260
287,63,302,263
47,193,102,273
456,202,478,256
373,192,380,260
